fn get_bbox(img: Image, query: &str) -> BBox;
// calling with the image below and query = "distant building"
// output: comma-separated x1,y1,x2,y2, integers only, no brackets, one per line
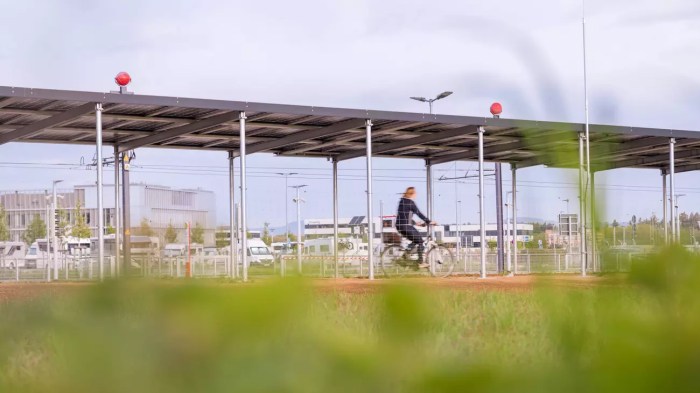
0,184,216,245
304,217,533,247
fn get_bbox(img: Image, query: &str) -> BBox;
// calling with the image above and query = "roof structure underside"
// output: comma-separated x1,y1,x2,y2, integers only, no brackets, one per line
0,86,699,173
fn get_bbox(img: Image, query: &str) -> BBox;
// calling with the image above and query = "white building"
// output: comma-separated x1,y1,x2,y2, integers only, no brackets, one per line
1,184,216,245
304,217,533,247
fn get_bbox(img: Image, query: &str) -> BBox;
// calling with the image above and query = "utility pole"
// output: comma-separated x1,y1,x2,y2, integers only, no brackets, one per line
276,172,298,251
291,185,307,274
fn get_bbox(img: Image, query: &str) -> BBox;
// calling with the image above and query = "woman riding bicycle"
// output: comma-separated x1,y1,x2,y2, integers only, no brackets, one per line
396,187,437,267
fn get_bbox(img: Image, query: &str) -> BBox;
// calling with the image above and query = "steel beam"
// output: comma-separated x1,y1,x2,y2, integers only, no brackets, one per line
335,125,476,161
244,118,366,155
118,111,240,152
0,102,94,145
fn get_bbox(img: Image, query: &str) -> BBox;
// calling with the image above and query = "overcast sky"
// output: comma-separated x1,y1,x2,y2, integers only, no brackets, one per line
1,0,699,229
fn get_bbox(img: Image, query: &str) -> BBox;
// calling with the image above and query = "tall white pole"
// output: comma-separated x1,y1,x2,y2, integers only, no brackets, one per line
114,146,120,278
506,194,511,273
512,164,518,275
333,160,339,279
579,133,586,276
662,172,668,244
239,112,248,281
45,202,51,282
52,183,59,280
296,186,302,274
365,120,375,280
581,0,591,275
670,138,676,243
478,127,486,279
228,151,237,278
454,164,460,261
95,104,105,281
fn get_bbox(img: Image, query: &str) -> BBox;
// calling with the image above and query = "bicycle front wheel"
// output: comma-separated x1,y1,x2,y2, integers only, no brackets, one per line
379,245,428,278
426,244,456,278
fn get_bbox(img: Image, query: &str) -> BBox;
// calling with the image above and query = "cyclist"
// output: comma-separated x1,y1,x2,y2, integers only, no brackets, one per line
396,187,436,267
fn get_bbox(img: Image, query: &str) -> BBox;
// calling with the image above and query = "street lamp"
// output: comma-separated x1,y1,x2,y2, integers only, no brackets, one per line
676,194,686,243
290,184,308,274
410,91,453,114
558,197,570,214
276,172,298,250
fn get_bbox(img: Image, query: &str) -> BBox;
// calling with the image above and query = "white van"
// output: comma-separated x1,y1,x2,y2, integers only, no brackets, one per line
0,242,27,268
246,238,274,266
162,243,204,258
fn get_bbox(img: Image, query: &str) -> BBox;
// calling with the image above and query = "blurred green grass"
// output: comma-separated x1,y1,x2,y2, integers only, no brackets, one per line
1,247,699,392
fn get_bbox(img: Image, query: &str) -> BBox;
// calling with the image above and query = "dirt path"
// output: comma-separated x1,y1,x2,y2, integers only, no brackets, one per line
0,274,617,302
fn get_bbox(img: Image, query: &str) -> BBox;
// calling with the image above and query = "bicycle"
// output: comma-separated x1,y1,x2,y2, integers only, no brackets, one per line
379,230,456,278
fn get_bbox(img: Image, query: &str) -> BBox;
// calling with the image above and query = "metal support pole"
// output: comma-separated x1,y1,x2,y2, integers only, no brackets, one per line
296,186,303,274
52,184,58,280
495,163,504,273
578,132,587,276
590,170,597,272
669,138,676,243
95,104,105,281
114,146,120,278
45,203,51,282
239,112,248,281
505,194,511,273
121,152,131,276
454,165,461,262
478,127,486,278
365,119,375,280
512,164,518,275
228,151,237,278
425,160,433,221
332,159,339,279
662,171,668,245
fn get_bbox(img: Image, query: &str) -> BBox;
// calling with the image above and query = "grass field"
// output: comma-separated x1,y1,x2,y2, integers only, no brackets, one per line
0,247,699,392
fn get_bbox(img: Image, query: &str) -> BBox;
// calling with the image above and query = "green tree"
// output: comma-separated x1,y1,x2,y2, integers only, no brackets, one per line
23,214,46,244
56,209,69,237
262,222,272,245
106,225,116,235
135,218,155,237
165,222,178,243
72,201,92,239
0,204,9,241
191,223,204,244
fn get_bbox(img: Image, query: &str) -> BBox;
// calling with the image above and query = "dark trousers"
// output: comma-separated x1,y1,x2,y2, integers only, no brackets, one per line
396,225,424,256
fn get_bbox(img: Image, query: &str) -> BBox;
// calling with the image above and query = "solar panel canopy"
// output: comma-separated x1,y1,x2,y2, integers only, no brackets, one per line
0,85,698,173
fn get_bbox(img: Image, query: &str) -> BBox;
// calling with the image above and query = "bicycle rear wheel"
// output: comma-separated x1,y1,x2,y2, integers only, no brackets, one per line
426,244,456,278
379,245,428,278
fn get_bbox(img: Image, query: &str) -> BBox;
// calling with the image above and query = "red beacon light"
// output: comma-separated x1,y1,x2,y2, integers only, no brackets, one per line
490,102,502,118
113,72,133,94
115,72,131,87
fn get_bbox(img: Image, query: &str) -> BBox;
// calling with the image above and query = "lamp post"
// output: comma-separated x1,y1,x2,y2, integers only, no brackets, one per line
676,194,686,243
290,185,307,274
505,191,513,273
410,91,453,114
276,172,298,251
